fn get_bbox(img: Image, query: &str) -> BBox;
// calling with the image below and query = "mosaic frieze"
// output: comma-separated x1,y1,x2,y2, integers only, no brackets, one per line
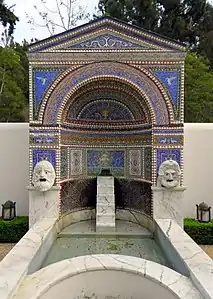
153,135,184,146
60,148,68,179
32,149,56,168
157,149,181,169
153,127,184,135
115,179,152,215
60,179,97,214
60,131,152,146
70,149,83,176
87,150,126,177
129,149,142,176
28,51,186,63
29,135,58,145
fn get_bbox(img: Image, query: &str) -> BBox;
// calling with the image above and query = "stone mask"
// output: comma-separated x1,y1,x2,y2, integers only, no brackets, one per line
32,160,55,192
157,159,181,189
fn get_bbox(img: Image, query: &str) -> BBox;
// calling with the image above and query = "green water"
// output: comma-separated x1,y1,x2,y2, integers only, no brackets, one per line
42,234,169,269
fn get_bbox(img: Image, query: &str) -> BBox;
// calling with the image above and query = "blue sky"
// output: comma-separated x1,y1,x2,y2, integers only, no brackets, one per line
3,0,213,43
4,0,99,42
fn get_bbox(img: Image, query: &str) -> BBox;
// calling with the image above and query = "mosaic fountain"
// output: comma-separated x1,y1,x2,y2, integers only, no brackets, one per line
1,16,213,299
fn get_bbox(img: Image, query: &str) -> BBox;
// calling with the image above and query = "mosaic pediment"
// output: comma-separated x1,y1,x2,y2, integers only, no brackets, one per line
68,34,148,50
28,17,186,53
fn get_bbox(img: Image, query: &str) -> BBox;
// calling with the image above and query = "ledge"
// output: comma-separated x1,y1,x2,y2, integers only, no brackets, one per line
0,218,57,299
155,219,213,299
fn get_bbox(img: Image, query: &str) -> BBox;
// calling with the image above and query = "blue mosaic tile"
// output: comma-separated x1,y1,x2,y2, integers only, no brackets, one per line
154,71,179,106
47,64,169,125
32,149,56,168
77,100,133,121
87,150,125,176
69,34,145,49
34,136,55,144
157,149,181,169
87,150,100,168
112,151,125,168
35,71,60,109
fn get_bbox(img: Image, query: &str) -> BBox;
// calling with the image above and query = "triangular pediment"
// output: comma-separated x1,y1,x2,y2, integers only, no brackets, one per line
67,33,149,50
28,17,186,53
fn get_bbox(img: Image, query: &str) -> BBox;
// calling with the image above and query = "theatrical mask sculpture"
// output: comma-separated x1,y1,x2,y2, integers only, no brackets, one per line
157,158,181,189
32,160,55,191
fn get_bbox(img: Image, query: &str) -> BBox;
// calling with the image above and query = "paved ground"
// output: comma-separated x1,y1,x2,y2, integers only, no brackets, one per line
200,245,213,259
0,244,213,262
0,244,16,261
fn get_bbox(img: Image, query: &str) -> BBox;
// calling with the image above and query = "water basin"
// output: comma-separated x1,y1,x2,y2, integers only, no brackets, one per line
41,220,171,269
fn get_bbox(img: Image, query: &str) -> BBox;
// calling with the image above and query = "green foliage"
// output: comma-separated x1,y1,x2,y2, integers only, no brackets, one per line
0,46,28,122
0,216,29,243
184,218,213,245
185,52,213,122
95,0,213,67
96,0,206,44
0,0,19,36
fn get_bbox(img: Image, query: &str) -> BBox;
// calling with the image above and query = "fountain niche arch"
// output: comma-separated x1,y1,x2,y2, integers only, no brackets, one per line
28,17,185,216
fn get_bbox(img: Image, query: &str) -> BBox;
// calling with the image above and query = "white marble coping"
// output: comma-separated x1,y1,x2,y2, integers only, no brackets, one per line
11,254,203,299
27,186,61,191
0,217,57,299
152,186,186,192
156,219,213,299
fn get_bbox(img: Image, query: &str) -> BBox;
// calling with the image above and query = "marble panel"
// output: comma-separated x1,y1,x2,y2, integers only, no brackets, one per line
0,218,57,299
28,186,61,228
152,186,186,228
11,255,203,299
96,177,116,232
155,219,213,299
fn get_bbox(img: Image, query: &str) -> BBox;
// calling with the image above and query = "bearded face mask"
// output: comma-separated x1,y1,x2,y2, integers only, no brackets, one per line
157,159,181,189
32,160,55,192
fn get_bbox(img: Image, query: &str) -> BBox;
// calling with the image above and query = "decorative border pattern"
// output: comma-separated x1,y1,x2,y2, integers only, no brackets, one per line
129,149,142,176
28,18,185,53
70,149,83,176
40,62,174,125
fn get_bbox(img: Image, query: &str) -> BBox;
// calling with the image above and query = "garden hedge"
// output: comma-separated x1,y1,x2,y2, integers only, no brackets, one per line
184,218,213,245
0,216,29,243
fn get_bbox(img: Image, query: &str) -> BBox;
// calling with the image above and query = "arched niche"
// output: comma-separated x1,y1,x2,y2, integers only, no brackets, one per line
61,78,151,123
40,62,174,125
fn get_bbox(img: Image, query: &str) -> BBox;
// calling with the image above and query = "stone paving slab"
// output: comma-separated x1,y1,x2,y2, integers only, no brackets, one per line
200,245,213,259
0,244,16,261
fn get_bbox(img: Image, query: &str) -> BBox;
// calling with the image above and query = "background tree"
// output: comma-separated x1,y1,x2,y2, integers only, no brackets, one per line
0,3,29,122
185,52,213,122
96,0,162,31
0,0,18,36
0,46,27,122
26,0,89,35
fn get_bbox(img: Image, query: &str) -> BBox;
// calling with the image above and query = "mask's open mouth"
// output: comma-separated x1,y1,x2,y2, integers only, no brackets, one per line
167,179,174,182
40,178,47,182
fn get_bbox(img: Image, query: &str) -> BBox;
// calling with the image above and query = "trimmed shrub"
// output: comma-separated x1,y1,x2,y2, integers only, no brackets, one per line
0,216,29,243
184,218,213,245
